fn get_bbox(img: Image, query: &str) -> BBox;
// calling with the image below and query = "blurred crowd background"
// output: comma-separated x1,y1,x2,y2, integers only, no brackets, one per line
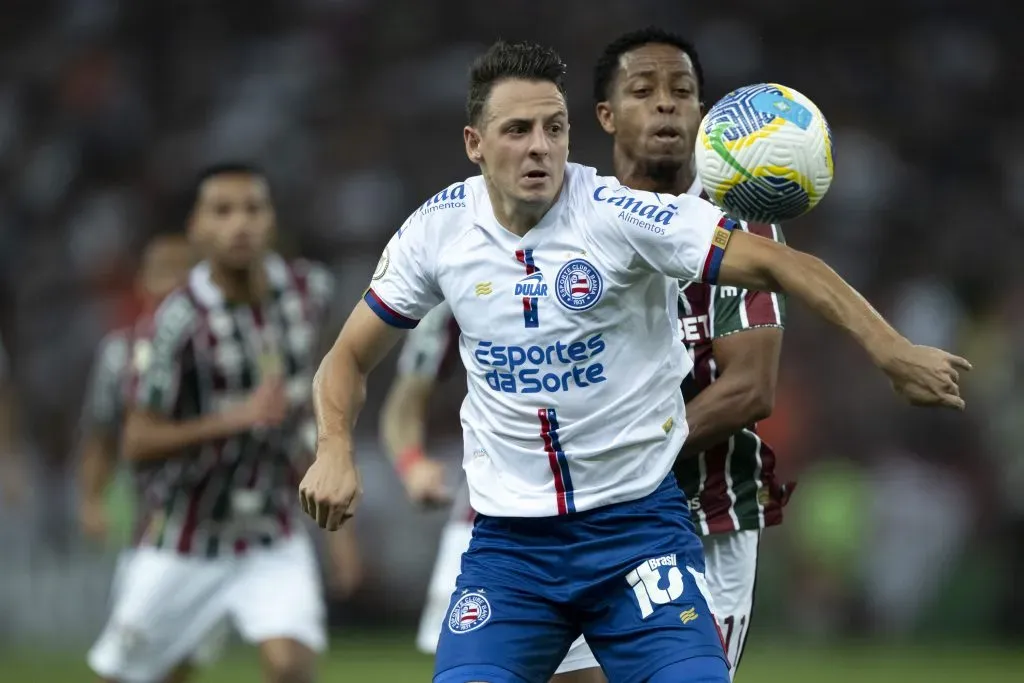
0,0,1020,674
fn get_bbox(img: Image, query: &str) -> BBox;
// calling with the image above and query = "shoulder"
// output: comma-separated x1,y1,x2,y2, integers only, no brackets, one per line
95,327,133,369
400,177,480,237
581,168,712,233
149,289,200,346
287,257,336,300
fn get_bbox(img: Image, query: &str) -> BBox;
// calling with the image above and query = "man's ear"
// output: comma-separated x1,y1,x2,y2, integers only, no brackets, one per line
595,101,616,135
464,126,483,164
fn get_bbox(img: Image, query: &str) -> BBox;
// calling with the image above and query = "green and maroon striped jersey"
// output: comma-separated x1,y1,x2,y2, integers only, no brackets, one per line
129,254,334,557
672,217,792,535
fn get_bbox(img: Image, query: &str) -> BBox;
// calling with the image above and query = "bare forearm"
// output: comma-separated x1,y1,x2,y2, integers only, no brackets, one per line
312,345,366,464
79,435,117,499
779,251,901,363
723,239,903,365
123,411,244,462
682,377,769,456
379,378,431,465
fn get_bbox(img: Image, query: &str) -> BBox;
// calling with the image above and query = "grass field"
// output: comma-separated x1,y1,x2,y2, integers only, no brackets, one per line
3,633,1022,682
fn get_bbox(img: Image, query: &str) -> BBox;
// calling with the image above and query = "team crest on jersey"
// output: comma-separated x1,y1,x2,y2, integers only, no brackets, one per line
555,258,603,311
372,247,390,280
447,591,491,634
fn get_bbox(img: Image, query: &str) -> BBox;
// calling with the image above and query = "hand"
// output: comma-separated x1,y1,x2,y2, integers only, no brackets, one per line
79,498,109,541
299,441,362,531
881,342,972,409
402,457,452,508
238,376,289,429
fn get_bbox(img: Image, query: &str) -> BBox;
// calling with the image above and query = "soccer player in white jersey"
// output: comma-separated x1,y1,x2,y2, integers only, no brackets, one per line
301,41,970,683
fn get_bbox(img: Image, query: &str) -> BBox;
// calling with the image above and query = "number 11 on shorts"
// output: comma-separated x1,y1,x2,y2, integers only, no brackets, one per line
625,554,685,619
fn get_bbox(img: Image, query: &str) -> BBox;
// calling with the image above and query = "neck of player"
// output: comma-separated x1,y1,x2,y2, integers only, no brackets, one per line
613,147,695,195
486,179,562,237
210,261,268,303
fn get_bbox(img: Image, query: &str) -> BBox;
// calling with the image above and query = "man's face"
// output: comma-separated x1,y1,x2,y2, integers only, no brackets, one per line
465,78,570,209
189,174,274,270
139,236,194,300
597,44,702,173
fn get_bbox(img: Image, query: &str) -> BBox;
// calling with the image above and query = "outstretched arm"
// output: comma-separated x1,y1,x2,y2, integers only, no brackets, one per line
716,230,971,408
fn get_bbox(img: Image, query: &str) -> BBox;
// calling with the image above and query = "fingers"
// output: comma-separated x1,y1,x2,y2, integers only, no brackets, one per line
300,488,358,530
947,354,973,372
941,393,966,411
325,505,351,532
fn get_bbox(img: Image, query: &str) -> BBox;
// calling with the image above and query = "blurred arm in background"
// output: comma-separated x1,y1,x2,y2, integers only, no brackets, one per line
379,302,456,507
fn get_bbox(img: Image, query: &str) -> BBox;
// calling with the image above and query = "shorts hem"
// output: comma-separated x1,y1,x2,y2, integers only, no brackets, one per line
237,627,327,653
621,646,729,683
433,663,530,683
693,519,779,535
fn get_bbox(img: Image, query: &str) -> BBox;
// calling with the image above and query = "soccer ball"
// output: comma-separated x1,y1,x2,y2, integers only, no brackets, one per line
695,83,834,224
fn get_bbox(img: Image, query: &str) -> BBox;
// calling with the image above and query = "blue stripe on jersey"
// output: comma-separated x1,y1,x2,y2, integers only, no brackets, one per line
516,249,540,328
545,408,575,514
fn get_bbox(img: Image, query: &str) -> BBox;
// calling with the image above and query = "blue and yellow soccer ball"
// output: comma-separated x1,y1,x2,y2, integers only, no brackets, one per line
695,83,834,223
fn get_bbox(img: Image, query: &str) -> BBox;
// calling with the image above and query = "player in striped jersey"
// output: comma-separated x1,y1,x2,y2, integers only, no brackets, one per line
87,164,341,683
590,28,794,677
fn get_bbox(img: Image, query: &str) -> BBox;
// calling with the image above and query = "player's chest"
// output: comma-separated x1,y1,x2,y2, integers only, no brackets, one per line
437,241,621,340
191,295,318,376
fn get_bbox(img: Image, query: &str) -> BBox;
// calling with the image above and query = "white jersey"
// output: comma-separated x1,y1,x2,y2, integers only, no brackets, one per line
366,162,734,517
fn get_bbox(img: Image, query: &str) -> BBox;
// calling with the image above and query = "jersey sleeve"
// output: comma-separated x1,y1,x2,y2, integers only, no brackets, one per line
81,332,130,435
363,205,444,329
133,294,198,416
711,222,788,338
395,301,459,381
590,180,737,284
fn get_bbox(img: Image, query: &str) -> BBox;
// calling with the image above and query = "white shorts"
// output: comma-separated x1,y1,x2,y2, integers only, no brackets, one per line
702,529,761,677
106,550,231,667
88,533,326,683
417,522,598,675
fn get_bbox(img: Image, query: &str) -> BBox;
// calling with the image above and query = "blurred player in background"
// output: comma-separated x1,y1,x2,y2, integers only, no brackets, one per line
78,233,195,543
304,40,968,683
76,233,226,683
87,163,353,683
589,27,796,678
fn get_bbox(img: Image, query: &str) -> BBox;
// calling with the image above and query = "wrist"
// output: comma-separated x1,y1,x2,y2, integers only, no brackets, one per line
316,432,355,464
396,446,425,478
869,332,912,372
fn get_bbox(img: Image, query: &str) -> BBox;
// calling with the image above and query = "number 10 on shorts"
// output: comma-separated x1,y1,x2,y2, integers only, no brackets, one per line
625,554,684,619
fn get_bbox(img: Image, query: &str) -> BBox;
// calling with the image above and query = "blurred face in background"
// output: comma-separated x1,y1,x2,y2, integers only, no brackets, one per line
138,234,194,303
465,78,570,214
188,173,275,271
597,43,702,177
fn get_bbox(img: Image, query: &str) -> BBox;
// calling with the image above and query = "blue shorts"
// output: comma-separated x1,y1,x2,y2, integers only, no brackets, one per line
433,475,728,683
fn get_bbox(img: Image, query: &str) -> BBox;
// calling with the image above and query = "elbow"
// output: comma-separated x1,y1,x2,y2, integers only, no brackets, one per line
743,385,775,424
